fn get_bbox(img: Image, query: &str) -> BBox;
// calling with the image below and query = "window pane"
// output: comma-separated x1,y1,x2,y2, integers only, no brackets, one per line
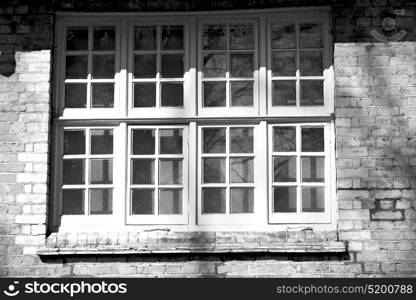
159,189,182,214
162,25,183,50
301,127,324,152
132,129,155,155
273,80,296,106
273,187,296,213
230,53,253,77
91,83,114,108
300,51,323,76
131,189,154,215
65,55,88,79
64,130,85,155
134,54,157,78
134,83,156,107
230,24,254,50
299,24,322,48
66,27,88,51
65,84,86,108
230,127,253,153
161,54,184,78
134,26,156,50
202,188,226,214
231,81,253,107
132,159,154,184
90,129,113,155
203,128,226,153
272,51,296,76
230,157,254,183
203,82,226,107
63,159,85,185
302,187,324,212
159,129,182,154
203,158,225,183
93,27,115,51
273,127,296,152
271,24,295,49
90,189,112,214
62,189,84,215
274,156,296,182
161,83,183,107
203,53,226,78
300,80,324,106
93,55,115,78
230,188,254,213
90,159,113,184
302,157,325,182
159,159,182,185
203,25,226,50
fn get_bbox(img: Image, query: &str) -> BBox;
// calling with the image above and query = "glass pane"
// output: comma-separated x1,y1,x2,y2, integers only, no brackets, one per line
302,187,325,212
273,127,296,152
162,25,184,50
90,159,113,184
132,129,155,155
203,128,226,153
91,129,113,155
202,188,226,214
274,156,296,182
134,54,157,78
299,24,322,48
90,189,112,214
161,54,184,78
63,159,85,185
159,159,182,185
230,53,253,77
203,25,226,50
203,158,226,183
203,53,226,78
134,26,157,50
160,129,182,154
134,83,156,107
159,189,182,214
230,157,254,183
271,24,295,49
66,27,88,51
132,159,154,184
230,128,253,153
300,51,323,76
93,27,115,51
64,130,85,155
93,55,115,78
203,82,226,107
272,51,296,76
301,127,324,152
62,189,84,215
300,80,324,106
231,82,253,107
161,83,183,107
273,187,297,213
91,83,114,108
230,24,254,50
65,84,86,108
273,80,296,106
302,157,325,182
65,55,88,79
230,188,254,213
131,189,154,215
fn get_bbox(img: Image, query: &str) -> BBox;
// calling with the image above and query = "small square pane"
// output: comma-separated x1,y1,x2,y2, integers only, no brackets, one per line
202,188,226,214
159,159,182,185
92,83,114,108
231,188,254,213
300,51,323,76
160,129,182,154
273,127,296,152
65,84,86,108
162,25,184,50
301,127,324,152
131,189,154,215
93,27,115,51
302,157,325,182
63,159,85,185
272,51,296,76
203,158,225,183
273,187,297,213
93,55,115,78
230,128,253,153
90,189,112,215
132,129,155,155
231,82,253,107
161,54,184,78
230,53,253,77
132,159,154,185
230,157,254,183
273,81,296,106
134,83,156,107
203,128,226,153
300,80,324,106
203,53,226,78
64,130,85,155
159,189,182,214
65,55,88,79
134,26,157,50
62,189,84,215
299,24,322,48
134,54,157,78
203,25,226,50
90,159,113,184
203,82,226,107
271,24,295,49
274,156,296,182
91,129,113,155
302,187,325,212
230,24,254,50
161,83,183,107
66,27,88,51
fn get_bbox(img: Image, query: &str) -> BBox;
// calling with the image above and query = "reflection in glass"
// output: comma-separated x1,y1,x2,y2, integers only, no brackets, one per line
132,129,155,155
132,159,154,184
159,159,182,185
91,83,114,108
273,80,296,106
134,54,157,78
65,84,87,108
231,82,253,106
203,128,226,153
91,129,113,155
134,26,157,50
203,158,225,183
230,128,253,153
230,158,254,183
93,55,115,78
159,129,182,154
162,25,184,50
302,187,324,212
203,25,226,50
273,127,296,152
273,186,296,213
90,159,113,184
66,27,88,51
90,189,112,214
64,130,85,155
203,82,226,107
271,24,295,49
202,188,226,214
230,53,253,77
301,127,324,152
274,156,296,182
300,80,324,106
300,51,323,76
63,159,85,185
203,53,226,78
231,188,254,213
159,189,182,214
62,189,84,215
93,27,115,51
230,24,254,50
272,51,296,76
65,55,88,79
134,83,156,107
302,157,325,182
131,189,154,215
299,24,322,48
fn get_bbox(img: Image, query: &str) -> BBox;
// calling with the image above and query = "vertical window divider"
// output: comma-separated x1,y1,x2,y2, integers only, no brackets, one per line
155,129,160,215
296,125,301,215
295,22,300,108
85,128,90,215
